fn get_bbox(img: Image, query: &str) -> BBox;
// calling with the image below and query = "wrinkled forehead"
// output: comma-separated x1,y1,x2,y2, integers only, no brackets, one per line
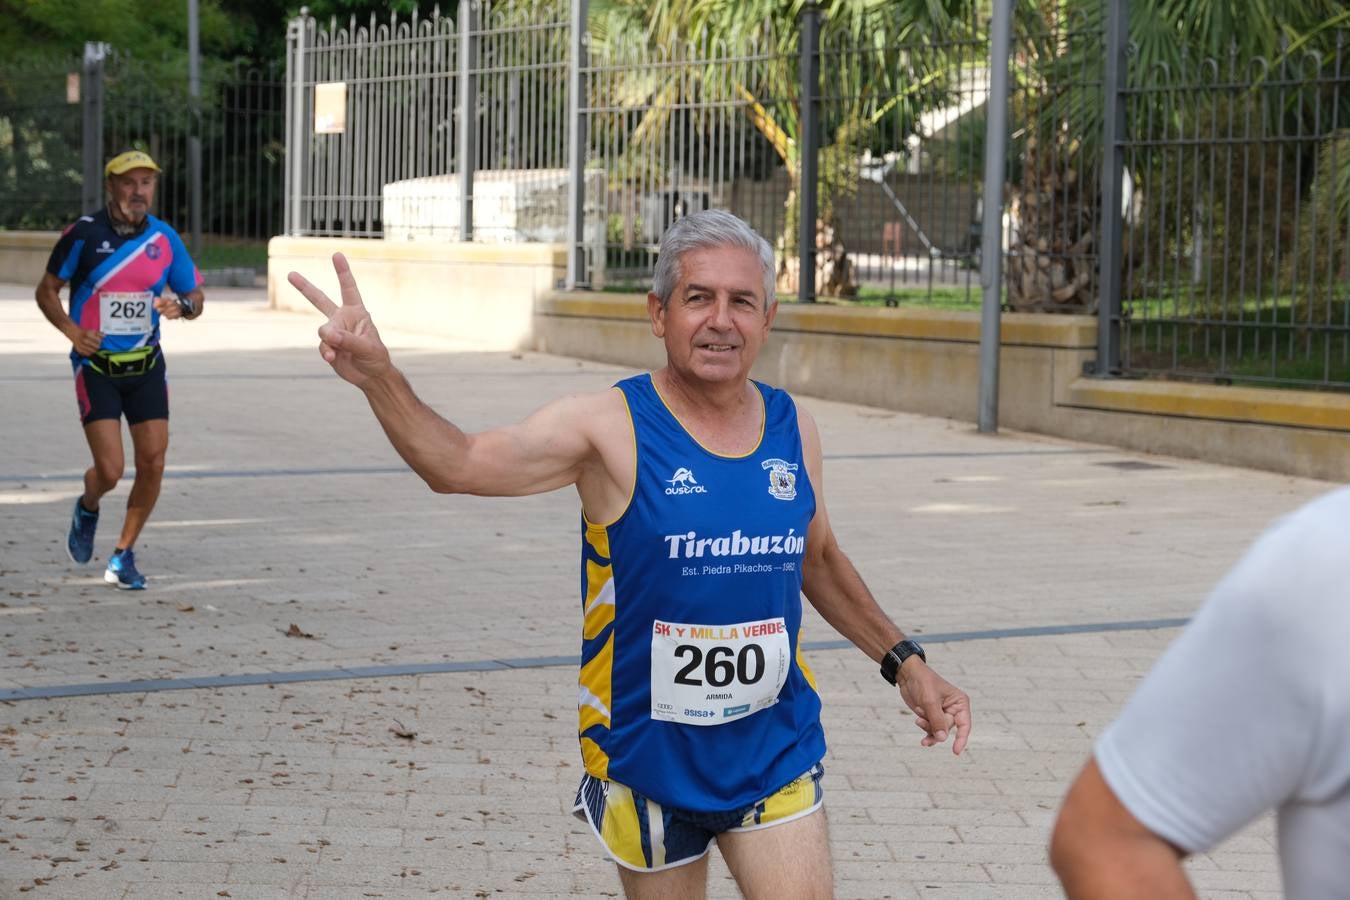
674,244,767,300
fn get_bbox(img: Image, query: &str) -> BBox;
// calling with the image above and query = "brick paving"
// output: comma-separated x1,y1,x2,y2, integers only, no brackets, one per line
0,281,1331,897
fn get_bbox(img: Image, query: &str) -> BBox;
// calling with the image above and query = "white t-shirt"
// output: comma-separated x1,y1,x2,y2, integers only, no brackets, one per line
1096,487,1350,900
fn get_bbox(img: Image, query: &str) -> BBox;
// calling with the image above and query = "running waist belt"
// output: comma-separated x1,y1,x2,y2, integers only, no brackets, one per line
88,346,160,378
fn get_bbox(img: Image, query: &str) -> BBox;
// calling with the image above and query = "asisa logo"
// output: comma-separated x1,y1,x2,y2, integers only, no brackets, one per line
761,458,798,501
665,466,708,496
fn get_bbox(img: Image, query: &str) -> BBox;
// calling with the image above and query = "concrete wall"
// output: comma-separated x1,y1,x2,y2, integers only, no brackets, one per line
0,231,61,287
263,239,1349,481
268,237,566,352
535,293,1350,483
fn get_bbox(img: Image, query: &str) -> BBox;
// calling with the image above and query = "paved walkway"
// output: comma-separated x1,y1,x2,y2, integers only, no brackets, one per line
0,281,1332,898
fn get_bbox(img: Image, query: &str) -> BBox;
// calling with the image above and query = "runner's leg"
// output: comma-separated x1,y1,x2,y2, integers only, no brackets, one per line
716,806,833,900
616,854,710,900
80,418,124,510
118,418,167,550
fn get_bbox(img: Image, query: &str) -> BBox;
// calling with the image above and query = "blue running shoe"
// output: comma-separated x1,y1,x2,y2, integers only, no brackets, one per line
104,549,147,590
66,498,99,564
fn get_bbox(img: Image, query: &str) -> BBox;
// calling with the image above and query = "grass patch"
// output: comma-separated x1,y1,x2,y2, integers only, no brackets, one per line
850,284,986,310
1125,301,1350,389
193,237,268,271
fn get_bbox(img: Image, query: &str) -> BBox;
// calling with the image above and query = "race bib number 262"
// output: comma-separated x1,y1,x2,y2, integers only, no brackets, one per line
650,617,790,726
100,291,153,335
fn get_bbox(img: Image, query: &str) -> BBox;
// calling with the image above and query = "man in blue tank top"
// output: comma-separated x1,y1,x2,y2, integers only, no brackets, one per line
290,210,972,898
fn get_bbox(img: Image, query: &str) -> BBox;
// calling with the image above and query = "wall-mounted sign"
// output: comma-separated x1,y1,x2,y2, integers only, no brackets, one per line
67,72,80,104
314,82,347,134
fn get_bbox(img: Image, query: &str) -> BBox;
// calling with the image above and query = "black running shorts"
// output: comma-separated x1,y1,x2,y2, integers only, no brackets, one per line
73,354,169,426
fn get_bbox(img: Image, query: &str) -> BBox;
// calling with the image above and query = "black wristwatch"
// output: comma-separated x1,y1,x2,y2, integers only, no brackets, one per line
177,296,196,319
879,639,926,685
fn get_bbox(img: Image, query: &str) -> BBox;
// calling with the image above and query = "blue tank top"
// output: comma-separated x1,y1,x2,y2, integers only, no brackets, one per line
577,373,826,812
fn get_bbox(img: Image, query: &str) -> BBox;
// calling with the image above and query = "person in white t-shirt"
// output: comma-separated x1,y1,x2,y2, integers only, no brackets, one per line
1049,487,1350,900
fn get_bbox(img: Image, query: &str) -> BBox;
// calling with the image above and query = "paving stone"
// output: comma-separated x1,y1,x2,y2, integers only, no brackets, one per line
0,282,1320,898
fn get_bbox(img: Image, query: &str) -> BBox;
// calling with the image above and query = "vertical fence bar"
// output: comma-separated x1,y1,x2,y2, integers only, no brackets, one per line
977,0,1011,433
188,0,202,256
565,0,588,288
797,3,821,304
81,42,108,213
1096,0,1128,376
457,0,476,240
285,15,307,235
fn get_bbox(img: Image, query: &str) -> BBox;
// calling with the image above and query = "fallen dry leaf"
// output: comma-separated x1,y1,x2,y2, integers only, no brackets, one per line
390,720,416,740
177,605,194,613
284,624,315,639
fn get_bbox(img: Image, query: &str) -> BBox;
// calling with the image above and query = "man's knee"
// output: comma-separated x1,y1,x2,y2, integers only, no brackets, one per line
133,451,166,479
91,457,123,489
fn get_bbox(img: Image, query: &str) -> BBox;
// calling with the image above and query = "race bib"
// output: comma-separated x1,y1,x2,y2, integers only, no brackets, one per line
100,291,154,335
650,617,790,726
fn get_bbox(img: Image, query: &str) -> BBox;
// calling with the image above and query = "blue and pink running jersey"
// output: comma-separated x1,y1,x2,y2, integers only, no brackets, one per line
46,209,201,363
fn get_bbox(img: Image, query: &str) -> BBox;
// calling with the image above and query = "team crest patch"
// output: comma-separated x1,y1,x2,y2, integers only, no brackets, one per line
761,458,798,501
145,242,162,260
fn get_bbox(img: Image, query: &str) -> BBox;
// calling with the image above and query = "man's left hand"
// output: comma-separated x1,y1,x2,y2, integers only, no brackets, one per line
898,661,972,754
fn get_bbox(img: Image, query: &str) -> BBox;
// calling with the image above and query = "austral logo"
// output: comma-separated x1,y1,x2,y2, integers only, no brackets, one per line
665,467,708,496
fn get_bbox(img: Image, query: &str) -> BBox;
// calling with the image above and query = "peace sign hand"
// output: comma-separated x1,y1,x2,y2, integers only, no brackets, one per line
288,253,391,388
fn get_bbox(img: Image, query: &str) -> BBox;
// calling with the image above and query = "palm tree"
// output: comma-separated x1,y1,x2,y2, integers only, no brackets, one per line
587,0,973,297
1005,0,1347,313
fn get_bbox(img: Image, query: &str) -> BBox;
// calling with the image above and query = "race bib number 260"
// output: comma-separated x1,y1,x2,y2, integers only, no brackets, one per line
650,617,790,726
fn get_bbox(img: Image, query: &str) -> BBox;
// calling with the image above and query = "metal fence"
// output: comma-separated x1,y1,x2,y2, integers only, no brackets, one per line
285,0,571,242
1005,12,1107,315
285,2,997,306
105,54,286,249
288,11,458,238
275,2,1350,389
579,23,797,291
819,16,990,305
1115,37,1350,389
0,49,284,268
0,54,83,230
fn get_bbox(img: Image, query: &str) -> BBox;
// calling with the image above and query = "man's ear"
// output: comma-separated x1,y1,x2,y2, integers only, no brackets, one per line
647,292,666,338
763,298,778,335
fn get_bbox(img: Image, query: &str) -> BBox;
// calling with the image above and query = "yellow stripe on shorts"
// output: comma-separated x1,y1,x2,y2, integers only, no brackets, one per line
598,781,648,868
745,766,821,827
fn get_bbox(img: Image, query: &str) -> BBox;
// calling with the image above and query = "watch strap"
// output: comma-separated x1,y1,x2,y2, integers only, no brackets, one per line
879,639,926,685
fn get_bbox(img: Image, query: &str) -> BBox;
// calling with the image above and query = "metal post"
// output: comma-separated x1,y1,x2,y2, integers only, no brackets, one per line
565,0,589,289
1096,0,1129,376
797,3,821,304
457,0,477,241
285,12,308,236
187,0,203,256
81,42,108,214
977,0,1012,433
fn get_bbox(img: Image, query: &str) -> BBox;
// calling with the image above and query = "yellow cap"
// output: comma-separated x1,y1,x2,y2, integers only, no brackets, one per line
104,150,161,177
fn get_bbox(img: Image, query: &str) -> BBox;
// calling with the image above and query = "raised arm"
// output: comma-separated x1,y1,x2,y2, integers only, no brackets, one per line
288,253,603,497
796,401,971,754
